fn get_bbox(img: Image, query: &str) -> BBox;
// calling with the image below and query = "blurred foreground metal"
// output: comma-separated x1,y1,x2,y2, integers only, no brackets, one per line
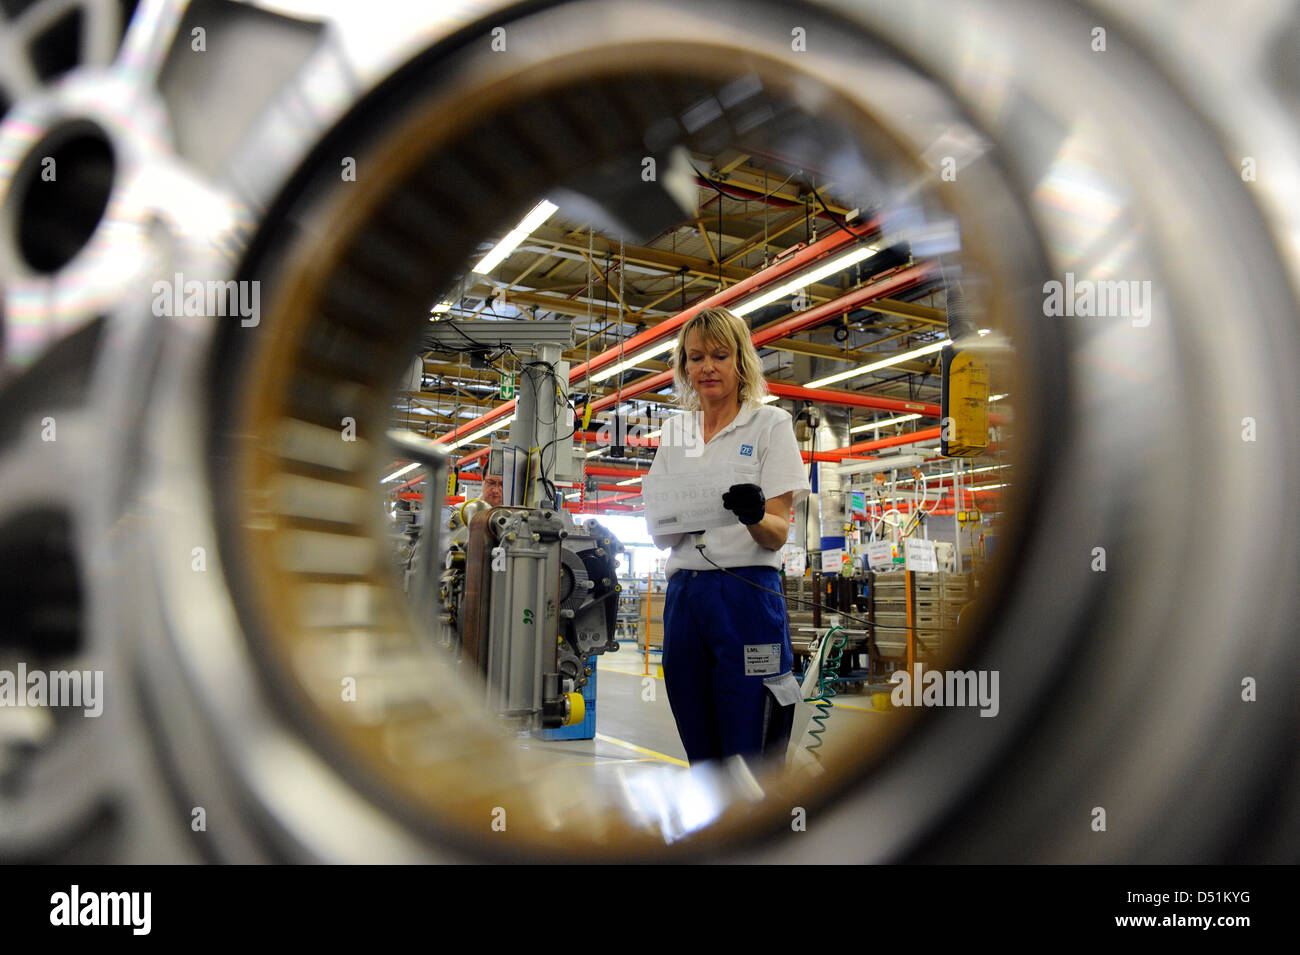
0,0,1296,862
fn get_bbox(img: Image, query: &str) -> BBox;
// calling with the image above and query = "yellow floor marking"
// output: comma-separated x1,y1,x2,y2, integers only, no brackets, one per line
600,664,887,713
594,733,689,767
546,757,658,769
822,699,889,713
600,664,662,679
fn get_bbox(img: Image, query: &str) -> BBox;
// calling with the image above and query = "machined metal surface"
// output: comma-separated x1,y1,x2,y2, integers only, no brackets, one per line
0,0,1295,863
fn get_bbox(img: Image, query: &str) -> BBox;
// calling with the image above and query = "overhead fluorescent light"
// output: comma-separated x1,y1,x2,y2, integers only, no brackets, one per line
759,395,780,404
849,413,921,434
616,477,642,486
898,462,1009,485
382,462,420,483
837,452,926,476
731,244,879,316
988,393,1009,402
430,301,452,315
442,413,516,451
588,341,675,383
586,447,605,458
807,338,951,389
472,199,558,274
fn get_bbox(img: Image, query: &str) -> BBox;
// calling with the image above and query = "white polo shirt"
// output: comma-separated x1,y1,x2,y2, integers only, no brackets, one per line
647,403,810,578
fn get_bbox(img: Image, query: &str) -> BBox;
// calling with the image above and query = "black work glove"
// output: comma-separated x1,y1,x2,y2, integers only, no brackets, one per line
723,483,767,526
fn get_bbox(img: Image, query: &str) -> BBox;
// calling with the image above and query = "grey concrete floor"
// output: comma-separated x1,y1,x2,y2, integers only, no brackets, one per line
508,645,895,772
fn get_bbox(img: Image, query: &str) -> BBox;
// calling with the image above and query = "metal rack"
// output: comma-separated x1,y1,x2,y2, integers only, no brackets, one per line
614,585,642,643
871,570,973,662
783,569,976,690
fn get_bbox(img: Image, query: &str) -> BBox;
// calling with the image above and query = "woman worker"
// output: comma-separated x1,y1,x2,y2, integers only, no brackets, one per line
647,307,810,767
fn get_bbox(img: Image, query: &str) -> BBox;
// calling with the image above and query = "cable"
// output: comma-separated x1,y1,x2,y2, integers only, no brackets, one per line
690,162,797,206
528,360,578,488
808,182,860,241
806,625,846,756
437,319,513,366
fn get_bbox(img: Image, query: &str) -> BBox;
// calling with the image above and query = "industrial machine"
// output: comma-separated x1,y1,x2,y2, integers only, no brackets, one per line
409,320,624,730
437,502,622,729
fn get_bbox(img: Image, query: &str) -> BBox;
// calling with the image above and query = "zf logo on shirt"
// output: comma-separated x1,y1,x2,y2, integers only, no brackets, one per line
740,444,753,456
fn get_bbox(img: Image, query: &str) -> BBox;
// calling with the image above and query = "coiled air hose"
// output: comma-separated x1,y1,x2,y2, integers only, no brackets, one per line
805,625,847,757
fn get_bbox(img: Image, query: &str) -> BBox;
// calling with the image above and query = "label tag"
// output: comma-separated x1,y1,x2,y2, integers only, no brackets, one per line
866,540,894,571
744,643,781,676
904,538,938,572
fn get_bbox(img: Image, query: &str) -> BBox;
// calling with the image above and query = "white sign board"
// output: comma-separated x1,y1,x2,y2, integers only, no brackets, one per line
781,544,806,576
821,548,843,573
866,540,896,571
642,472,738,534
904,538,938,573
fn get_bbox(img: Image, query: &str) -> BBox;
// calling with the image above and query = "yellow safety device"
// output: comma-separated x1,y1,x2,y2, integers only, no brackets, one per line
944,350,990,457
563,692,586,726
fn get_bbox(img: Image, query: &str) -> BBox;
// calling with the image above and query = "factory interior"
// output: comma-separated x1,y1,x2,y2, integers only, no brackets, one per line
386,131,1017,776
0,0,1295,871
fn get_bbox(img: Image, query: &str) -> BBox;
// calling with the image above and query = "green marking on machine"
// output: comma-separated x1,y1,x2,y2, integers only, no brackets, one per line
522,608,534,625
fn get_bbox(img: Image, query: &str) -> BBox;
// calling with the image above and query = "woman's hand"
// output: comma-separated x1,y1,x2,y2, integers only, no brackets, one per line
743,490,795,551
722,483,767,524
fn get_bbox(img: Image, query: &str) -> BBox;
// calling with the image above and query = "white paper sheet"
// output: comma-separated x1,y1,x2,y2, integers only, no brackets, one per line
642,471,740,534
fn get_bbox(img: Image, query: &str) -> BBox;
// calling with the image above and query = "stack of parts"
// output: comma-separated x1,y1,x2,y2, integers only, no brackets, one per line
870,570,973,660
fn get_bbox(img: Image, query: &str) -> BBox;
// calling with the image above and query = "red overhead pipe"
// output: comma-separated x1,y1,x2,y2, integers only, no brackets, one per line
748,263,933,348
813,426,943,462
431,399,517,451
433,224,881,452
453,447,491,468
767,382,939,417
601,491,643,505
585,465,649,478
573,430,659,449
579,263,936,421
447,264,939,468
568,221,880,382
455,419,947,472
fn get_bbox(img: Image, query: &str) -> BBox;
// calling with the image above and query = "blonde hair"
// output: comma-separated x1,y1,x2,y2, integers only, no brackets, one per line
671,307,769,411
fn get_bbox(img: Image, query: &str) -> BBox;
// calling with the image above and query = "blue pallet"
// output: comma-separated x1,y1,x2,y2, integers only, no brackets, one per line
539,703,596,740
539,656,598,740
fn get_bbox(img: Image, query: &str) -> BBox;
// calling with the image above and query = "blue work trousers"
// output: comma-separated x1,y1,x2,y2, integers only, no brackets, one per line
662,566,795,766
